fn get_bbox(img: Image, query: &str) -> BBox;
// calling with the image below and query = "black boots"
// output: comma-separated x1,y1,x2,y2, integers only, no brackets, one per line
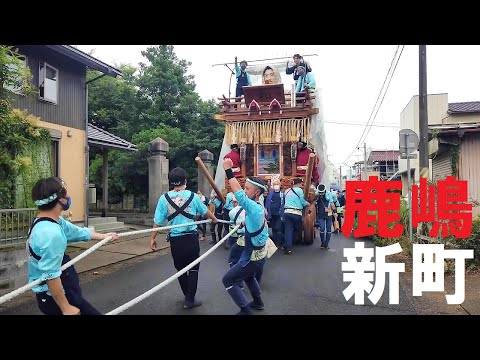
184,299,202,309
236,306,253,315
209,233,217,244
183,270,202,309
248,296,265,310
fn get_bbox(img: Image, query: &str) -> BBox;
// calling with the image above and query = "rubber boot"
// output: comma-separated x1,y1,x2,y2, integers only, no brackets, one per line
248,296,265,310
319,231,325,248
227,285,249,312
178,273,188,297
236,306,253,315
184,270,201,309
209,232,217,244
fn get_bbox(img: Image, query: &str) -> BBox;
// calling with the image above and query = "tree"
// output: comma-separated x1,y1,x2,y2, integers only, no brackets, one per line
87,45,224,208
137,45,197,132
87,65,144,141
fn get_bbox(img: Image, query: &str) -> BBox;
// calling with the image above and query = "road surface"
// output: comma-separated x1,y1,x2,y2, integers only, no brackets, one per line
0,232,417,315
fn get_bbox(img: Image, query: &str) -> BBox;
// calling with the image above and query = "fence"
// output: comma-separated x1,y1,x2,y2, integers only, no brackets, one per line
0,208,37,247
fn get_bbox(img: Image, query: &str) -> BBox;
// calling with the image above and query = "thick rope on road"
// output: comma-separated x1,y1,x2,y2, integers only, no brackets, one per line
0,219,213,305
106,224,241,315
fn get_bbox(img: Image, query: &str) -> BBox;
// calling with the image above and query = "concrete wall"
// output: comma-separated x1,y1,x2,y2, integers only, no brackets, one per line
0,244,28,296
399,94,446,182
328,160,340,186
444,114,480,125
116,213,153,226
37,120,86,222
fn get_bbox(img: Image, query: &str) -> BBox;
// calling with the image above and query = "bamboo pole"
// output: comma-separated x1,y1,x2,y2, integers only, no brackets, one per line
195,157,226,204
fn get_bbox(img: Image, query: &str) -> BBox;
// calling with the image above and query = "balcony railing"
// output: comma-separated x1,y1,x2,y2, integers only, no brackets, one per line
0,208,37,247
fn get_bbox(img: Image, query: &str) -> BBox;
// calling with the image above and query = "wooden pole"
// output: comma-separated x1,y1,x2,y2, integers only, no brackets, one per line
303,153,316,199
302,153,316,245
195,156,226,204
290,142,298,177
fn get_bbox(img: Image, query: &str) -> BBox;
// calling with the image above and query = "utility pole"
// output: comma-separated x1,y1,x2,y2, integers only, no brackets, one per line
339,166,342,190
363,142,368,181
419,45,429,180
406,133,413,244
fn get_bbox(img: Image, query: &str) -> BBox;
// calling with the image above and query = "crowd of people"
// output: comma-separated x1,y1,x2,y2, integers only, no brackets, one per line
235,53,316,94
26,163,345,316
197,171,346,314
23,53,326,316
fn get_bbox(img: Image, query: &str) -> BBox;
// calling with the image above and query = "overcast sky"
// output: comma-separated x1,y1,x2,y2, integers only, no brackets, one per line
76,45,480,170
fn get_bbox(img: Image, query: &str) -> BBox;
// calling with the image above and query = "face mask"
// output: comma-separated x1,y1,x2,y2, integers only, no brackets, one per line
273,185,280,192
241,65,246,71
61,196,71,211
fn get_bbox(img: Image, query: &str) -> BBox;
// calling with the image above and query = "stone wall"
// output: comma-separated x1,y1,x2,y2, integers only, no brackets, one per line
0,244,28,296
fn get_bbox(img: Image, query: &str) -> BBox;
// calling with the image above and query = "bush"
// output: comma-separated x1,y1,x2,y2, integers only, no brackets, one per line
444,215,480,271
349,183,479,268
365,198,410,244
347,197,413,255
0,46,47,209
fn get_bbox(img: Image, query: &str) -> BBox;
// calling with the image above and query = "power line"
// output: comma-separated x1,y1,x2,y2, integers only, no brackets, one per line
342,45,402,165
324,120,399,128
362,45,405,143
342,45,404,166
325,119,399,125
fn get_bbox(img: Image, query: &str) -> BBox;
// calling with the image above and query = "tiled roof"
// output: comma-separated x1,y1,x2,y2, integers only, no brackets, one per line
369,150,400,162
448,101,480,114
88,124,137,152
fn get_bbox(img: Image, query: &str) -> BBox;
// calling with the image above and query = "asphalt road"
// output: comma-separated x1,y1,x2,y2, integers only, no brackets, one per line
0,232,417,315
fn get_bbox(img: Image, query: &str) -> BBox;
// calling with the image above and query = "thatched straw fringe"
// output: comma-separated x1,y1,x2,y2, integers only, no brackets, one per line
225,118,310,145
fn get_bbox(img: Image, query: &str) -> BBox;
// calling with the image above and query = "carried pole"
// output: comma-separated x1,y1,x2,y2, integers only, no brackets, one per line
195,156,226,204
302,153,317,245
303,153,316,199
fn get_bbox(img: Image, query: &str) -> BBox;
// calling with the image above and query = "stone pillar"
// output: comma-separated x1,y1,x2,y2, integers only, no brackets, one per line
148,138,169,214
198,149,214,197
102,149,108,217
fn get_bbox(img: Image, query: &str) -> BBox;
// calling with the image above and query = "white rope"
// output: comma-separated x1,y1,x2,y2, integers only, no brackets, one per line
0,219,213,305
106,224,241,315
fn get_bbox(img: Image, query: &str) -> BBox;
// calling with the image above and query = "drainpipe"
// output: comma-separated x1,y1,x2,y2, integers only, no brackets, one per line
84,73,108,228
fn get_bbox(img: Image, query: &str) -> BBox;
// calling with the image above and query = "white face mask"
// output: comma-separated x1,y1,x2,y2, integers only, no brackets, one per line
273,185,280,192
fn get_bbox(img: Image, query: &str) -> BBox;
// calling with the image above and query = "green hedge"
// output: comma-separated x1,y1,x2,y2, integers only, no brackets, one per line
0,109,51,209
15,136,52,208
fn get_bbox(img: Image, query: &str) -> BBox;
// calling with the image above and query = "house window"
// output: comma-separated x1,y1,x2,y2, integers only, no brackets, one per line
50,139,59,176
3,55,27,94
39,62,58,104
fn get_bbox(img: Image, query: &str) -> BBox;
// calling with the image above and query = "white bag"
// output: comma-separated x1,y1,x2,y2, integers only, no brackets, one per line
266,238,278,258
